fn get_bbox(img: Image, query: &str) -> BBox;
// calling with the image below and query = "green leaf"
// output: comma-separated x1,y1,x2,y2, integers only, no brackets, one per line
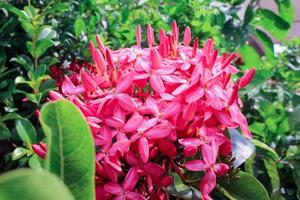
263,158,280,194
15,118,37,144
251,139,279,160
26,41,34,57
36,39,54,58
40,100,95,200
10,55,34,71
28,154,43,171
19,18,35,38
238,45,261,68
168,173,201,200
244,4,254,25
74,18,87,38
38,26,57,40
43,3,69,16
254,29,274,62
220,171,270,200
253,9,290,41
0,169,74,200
0,126,10,140
249,122,266,140
26,93,42,105
275,0,295,26
34,65,46,80
0,3,29,20
12,147,30,161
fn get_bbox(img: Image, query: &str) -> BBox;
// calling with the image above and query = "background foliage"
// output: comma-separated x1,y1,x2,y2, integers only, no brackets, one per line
0,0,299,199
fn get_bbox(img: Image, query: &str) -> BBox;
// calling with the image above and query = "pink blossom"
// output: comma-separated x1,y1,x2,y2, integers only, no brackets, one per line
44,22,254,199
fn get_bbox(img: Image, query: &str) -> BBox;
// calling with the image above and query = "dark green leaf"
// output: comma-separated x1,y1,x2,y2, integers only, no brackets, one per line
36,39,55,58
10,55,34,71
220,171,270,200
254,29,274,62
43,3,69,16
253,9,290,41
0,126,10,140
263,158,280,194
0,169,74,200
15,118,37,144
251,139,279,160
1,113,22,121
275,0,295,25
0,3,29,20
40,100,95,200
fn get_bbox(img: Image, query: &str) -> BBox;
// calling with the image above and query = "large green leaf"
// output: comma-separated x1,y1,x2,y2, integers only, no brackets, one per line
40,100,95,200
253,9,290,41
220,171,270,200
0,169,74,200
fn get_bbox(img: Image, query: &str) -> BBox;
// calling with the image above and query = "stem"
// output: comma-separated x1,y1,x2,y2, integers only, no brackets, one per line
28,0,31,6
216,185,237,200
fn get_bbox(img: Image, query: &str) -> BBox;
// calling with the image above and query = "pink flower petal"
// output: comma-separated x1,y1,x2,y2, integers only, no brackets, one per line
200,169,216,198
185,160,207,171
123,167,140,191
138,137,149,163
117,94,137,112
104,183,123,195
150,75,165,93
145,125,171,139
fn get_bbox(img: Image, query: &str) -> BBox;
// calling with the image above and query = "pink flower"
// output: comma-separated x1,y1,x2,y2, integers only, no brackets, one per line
185,141,229,200
46,21,254,199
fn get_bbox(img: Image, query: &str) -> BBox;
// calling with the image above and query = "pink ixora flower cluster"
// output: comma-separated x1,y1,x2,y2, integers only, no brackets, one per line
34,21,255,200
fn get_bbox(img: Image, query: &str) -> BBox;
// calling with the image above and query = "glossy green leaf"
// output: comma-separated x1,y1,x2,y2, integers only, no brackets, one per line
220,171,270,200
74,18,87,38
12,147,30,161
253,9,290,41
0,169,74,200
0,3,29,20
38,26,57,40
36,39,54,58
263,158,280,194
1,113,22,121
15,118,37,144
10,55,34,71
40,100,95,200
251,139,279,160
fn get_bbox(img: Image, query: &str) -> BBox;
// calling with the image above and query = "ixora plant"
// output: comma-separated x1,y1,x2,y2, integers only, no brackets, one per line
0,22,268,200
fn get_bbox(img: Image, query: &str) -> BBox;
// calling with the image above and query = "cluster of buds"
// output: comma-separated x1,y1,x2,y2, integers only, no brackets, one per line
40,21,255,200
